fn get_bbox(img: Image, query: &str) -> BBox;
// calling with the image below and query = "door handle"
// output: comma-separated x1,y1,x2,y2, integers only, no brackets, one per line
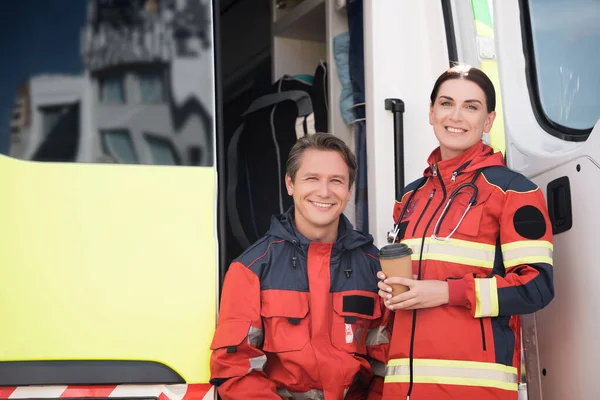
384,98,405,198
546,176,572,234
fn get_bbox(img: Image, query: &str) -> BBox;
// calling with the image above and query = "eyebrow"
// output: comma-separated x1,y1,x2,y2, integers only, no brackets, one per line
439,95,483,105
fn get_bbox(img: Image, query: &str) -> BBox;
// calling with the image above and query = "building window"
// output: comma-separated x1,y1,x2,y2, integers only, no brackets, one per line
525,0,599,138
139,72,164,103
145,135,179,165
41,106,69,137
100,75,125,104
102,129,138,163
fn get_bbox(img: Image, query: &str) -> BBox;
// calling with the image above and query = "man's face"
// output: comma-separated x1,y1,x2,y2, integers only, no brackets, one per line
285,149,353,240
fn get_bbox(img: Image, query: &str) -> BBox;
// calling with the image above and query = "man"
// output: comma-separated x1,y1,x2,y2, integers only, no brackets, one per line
210,133,391,399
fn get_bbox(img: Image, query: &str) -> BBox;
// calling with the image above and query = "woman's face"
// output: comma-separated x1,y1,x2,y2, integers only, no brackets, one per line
429,78,496,160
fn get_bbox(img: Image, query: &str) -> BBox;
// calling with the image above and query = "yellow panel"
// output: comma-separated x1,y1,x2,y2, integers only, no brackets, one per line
481,60,506,156
0,155,217,383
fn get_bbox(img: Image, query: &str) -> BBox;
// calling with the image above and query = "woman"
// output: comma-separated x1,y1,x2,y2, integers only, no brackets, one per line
378,65,554,400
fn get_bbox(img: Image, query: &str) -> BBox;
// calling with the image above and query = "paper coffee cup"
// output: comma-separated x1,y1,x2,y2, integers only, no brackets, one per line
379,243,413,296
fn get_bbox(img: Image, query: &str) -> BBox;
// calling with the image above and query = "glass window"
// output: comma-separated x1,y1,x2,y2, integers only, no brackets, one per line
100,75,126,104
41,106,69,137
146,135,179,165
2,1,214,165
527,0,600,133
102,129,138,163
139,72,164,103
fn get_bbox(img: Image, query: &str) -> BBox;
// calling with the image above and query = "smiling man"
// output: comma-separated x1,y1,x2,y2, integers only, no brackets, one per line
210,133,391,400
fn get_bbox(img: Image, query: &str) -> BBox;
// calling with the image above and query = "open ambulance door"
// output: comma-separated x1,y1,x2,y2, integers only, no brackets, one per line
493,1,600,399
0,1,220,398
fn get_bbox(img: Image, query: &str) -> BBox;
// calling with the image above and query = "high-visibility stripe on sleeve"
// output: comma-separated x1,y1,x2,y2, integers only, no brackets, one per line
475,277,499,318
502,240,553,268
385,358,518,392
403,238,496,268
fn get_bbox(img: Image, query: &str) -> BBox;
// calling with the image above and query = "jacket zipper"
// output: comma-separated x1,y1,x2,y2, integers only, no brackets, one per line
411,189,436,236
406,163,447,399
480,319,487,351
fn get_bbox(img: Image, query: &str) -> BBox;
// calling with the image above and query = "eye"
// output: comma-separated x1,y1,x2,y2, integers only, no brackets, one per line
466,104,478,111
306,176,318,181
440,101,452,107
331,178,343,184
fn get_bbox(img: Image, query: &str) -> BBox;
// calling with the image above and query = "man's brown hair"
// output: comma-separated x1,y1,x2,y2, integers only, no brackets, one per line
286,132,357,188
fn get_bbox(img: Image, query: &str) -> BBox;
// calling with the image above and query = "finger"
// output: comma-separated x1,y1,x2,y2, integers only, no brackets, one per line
378,281,393,293
388,290,417,305
384,277,416,287
377,271,387,280
393,298,420,310
378,289,392,300
412,274,418,280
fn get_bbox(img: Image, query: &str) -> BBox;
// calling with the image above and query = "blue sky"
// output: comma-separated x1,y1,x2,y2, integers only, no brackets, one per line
0,1,86,154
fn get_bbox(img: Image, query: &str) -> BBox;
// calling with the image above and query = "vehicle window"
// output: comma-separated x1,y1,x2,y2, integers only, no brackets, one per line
1,0,215,166
527,0,600,134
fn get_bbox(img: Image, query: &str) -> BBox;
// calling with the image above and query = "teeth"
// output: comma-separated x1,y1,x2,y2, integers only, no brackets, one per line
447,127,466,133
312,201,333,209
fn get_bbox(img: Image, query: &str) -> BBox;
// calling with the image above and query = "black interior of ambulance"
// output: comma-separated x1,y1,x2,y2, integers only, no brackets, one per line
217,0,342,285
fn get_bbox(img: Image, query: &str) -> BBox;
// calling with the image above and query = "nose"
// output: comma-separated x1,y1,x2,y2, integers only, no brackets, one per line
449,105,462,121
317,180,331,197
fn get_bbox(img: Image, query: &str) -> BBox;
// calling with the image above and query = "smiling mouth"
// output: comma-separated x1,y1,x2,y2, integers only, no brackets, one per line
446,126,467,133
309,200,335,209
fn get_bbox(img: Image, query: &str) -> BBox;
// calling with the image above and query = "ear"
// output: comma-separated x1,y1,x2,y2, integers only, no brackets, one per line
483,111,497,133
285,174,294,196
428,104,434,126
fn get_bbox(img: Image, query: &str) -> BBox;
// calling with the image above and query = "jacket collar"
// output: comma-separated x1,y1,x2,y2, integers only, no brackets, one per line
423,141,505,185
266,207,372,252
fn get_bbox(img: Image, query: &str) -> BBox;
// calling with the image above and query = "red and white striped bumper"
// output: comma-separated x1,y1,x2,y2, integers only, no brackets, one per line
0,384,214,400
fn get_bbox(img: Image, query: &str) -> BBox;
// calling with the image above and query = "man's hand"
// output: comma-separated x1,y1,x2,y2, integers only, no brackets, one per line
377,272,449,310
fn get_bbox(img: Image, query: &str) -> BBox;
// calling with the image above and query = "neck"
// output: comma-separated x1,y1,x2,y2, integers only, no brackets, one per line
440,147,464,161
294,218,338,243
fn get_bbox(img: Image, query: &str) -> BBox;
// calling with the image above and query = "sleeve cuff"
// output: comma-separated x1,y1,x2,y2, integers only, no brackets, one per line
447,278,470,307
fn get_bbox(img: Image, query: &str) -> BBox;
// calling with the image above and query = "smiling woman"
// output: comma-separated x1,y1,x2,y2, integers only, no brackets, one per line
378,65,555,400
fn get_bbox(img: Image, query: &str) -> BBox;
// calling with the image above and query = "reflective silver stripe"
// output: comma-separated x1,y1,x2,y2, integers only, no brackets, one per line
277,388,324,399
371,360,386,378
386,364,517,384
385,359,518,391
478,278,491,317
247,355,267,373
404,238,496,268
475,277,499,318
366,326,389,346
248,326,263,347
276,388,349,399
502,244,553,268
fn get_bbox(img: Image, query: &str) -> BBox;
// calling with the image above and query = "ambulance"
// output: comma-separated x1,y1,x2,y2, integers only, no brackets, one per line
0,0,597,399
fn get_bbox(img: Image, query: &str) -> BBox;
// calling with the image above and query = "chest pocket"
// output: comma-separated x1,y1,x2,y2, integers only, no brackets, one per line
442,189,492,238
261,290,310,353
331,291,381,355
